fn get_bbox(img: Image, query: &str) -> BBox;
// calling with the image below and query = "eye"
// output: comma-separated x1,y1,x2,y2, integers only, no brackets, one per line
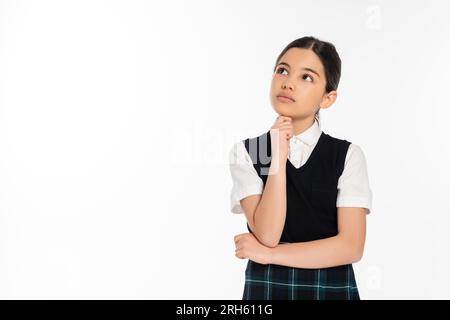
302,74,314,82
276,67,288,75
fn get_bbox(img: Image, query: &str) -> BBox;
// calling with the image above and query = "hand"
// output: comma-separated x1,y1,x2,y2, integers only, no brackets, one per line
270,115,293,161
234,232,272,264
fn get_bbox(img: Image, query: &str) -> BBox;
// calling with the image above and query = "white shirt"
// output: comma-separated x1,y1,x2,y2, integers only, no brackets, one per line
229,119,372,214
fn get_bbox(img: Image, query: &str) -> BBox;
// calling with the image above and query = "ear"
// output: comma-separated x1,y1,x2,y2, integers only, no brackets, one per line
319,90,337,109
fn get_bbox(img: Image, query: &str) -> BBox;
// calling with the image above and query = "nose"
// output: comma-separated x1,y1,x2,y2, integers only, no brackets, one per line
282,79,294,90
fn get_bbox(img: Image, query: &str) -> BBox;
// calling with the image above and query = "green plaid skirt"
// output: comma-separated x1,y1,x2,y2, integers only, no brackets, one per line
243,259,360,300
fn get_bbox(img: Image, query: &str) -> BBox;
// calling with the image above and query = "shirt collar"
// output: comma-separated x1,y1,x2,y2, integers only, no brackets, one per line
290,119,322,146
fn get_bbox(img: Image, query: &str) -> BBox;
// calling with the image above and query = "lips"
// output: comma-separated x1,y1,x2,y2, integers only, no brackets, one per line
277,95,295,102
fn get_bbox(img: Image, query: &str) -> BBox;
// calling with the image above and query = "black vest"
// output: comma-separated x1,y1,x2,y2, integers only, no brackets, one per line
243,130,351,243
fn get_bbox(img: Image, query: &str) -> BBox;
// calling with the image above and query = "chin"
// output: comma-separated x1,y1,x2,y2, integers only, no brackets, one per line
273,105,295,117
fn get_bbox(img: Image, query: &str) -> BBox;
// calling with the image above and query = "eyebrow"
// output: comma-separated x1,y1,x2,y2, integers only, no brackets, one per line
276,62,321,78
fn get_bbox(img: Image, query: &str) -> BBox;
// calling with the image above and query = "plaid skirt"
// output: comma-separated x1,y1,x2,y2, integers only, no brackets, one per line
242,259,360,300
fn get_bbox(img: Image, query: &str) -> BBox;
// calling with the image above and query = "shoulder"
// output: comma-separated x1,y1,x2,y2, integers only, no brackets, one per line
323,131,352,147
322,133,370,170
323,132,367,157
243,130,271,146
230,131,270,163
321,132,352,162
345,143,368,165
229,141,248,165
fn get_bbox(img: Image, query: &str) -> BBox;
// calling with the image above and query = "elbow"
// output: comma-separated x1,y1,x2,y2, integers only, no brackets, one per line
340,234,365,264
350,252,363,264
262,240,279,248
349,246,364,263
252,217,281,248
341,236,364,263
258,235,280,248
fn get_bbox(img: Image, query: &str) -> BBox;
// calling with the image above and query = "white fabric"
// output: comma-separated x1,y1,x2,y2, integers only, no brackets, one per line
228,119,372,214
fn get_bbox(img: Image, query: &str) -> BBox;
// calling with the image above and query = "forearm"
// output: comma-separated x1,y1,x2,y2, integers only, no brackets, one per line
267,235,361,269
253,157,287,247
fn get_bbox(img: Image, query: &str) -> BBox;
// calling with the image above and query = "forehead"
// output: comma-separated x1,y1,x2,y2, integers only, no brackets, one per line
278,48,325,76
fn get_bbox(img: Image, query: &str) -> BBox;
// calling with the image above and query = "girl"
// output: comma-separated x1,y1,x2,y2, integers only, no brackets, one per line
229,36,372,300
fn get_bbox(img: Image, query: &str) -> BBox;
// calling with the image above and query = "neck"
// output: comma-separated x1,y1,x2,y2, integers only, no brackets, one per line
291,116,316,136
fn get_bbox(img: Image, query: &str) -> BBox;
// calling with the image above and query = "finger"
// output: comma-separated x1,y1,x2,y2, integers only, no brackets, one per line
283,130,294,139
278,116,292,122
278,120,293,126
278,125,293,132
276,115,291,124
234,233,248,240
234,234,244,241
273,124,292,133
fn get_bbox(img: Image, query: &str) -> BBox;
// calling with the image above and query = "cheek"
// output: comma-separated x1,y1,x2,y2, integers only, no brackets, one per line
298,85,321,99
270,79,278,92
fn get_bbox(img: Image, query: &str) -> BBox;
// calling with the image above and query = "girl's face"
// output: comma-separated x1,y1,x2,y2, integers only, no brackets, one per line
270,47,336,120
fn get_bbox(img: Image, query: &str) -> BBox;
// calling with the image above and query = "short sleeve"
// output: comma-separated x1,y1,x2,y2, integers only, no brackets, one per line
336,143,373,214
228,141,264,214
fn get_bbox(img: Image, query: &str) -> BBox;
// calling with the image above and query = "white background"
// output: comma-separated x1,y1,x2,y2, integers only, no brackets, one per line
1,0,449,299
